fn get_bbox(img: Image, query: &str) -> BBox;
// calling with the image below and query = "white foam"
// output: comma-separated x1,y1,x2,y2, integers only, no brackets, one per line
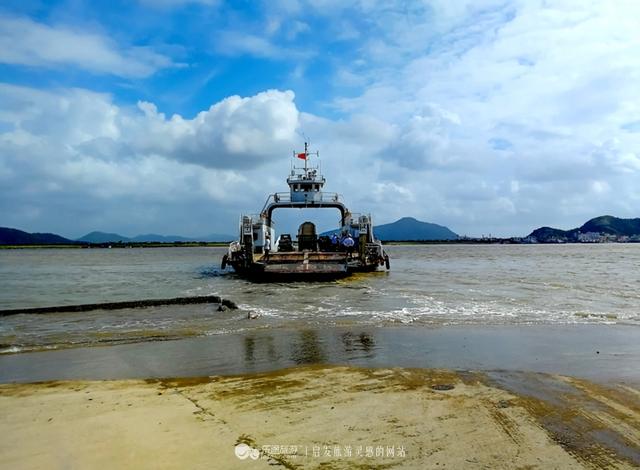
0,345,23,354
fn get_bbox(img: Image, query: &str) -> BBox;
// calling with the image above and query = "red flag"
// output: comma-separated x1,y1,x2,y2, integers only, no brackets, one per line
297,152,307,160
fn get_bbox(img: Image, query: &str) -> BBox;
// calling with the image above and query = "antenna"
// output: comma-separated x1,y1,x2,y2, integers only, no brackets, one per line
290,138,321,179
299,130,309,147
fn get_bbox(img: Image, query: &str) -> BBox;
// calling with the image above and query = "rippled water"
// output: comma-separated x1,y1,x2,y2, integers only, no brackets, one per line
1,244,639,353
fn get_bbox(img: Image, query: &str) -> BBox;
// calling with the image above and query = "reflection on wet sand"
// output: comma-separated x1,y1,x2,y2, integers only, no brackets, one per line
242,329,379,369
291,330,326,364
243,335,277,364
341,331,376,358
2,324,640,384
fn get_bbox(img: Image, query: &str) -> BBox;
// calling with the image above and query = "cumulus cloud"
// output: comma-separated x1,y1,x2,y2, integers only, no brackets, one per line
381,104,462,170
278,0,640,235
0,15,173,77
3,0,640,237
1,84,299,168
126,90,299,168
0,84,301,235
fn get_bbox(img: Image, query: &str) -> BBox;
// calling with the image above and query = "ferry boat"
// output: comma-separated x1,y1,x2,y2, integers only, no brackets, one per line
221,143,390,280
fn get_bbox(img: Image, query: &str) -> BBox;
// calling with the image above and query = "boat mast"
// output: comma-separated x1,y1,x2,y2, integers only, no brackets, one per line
304,141,308,173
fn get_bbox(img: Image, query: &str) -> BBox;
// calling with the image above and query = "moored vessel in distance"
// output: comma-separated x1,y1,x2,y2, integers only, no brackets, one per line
222,143,390,280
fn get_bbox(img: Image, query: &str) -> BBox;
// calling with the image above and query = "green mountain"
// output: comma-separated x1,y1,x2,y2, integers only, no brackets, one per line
0,227,76,245
580,215,640,235
374,217,458,241
321,217,458,241
76,231,235,243
76,231,129,243
528,215,640,242
528,226,571,240
130,234,192,242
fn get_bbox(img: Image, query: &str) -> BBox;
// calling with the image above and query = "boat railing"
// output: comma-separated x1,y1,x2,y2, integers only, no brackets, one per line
343,213,362,226
239,214,272,226
342,213,374,231
261,191,345,212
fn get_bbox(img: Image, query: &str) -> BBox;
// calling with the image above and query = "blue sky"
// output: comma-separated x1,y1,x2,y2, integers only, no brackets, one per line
0,0,361,117
1,0,640,238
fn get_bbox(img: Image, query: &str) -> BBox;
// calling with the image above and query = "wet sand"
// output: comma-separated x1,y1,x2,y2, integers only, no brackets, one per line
1,365,638,469
2,324,640,383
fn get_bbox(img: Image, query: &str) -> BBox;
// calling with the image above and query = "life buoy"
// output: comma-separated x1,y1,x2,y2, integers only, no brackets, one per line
221,254,228,269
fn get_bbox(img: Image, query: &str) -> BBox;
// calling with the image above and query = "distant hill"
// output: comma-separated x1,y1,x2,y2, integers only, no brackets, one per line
196,233,236,242
528,226,569,241
76,231,235,243
580,215,640,235
374,217,458,241
77,231,129,243
0,227,76,245
130,234,192,243
528,215,640,242
321,217,458,241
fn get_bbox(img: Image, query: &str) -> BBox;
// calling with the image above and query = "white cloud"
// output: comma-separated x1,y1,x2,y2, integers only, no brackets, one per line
0,84,301,235
0,15,173,77
1,83,300,168
215,32,285,58
285,20,310,40
127,90,300,168
298,0,640,235
3,0,640,237
138,0,218,7
215,31,310,60
381,104,463,170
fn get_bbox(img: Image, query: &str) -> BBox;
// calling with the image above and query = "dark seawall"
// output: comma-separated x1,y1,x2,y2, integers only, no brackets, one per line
0,295,237,317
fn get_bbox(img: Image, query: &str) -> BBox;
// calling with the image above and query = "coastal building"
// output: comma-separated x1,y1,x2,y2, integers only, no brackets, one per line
577,232,601,243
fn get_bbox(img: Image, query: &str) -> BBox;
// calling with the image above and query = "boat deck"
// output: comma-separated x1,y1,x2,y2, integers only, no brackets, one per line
258,251,347,263
255,251,349,275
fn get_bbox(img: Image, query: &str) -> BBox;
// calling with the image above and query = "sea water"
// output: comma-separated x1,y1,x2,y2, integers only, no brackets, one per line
1,244,639,354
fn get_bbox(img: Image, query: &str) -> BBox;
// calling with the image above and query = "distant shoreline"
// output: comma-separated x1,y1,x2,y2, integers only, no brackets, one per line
382,239,640,245
0,242,231,249
4,238,640,249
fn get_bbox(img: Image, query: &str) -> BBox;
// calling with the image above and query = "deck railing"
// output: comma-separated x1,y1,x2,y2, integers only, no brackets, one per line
261,191,345,213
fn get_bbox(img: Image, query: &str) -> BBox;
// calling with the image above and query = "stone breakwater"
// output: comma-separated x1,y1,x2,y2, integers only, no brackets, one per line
0,295,238,317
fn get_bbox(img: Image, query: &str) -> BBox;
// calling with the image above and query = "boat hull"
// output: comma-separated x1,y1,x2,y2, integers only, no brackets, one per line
227,251,382,281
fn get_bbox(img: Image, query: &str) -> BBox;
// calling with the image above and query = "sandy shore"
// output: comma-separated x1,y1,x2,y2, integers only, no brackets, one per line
1,365,639,469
